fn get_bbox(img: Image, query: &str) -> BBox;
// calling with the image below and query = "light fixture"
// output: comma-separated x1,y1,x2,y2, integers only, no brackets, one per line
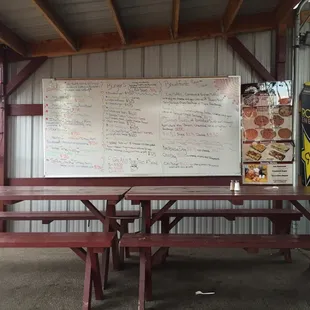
294,0,310,9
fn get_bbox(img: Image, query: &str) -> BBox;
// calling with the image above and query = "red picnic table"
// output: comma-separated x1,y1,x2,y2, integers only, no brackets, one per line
123,185,310,310
0,186,130,309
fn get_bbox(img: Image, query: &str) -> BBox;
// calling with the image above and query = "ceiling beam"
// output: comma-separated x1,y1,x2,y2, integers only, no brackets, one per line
275,0,300,24
227,37,275,81
172,0,181,39
0,22,28,56
107,0,126,44
30,12,275,58
222,0,244,32
32,0,78,51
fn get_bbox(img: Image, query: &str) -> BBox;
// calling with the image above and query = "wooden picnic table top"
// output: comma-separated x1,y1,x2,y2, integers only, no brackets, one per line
125,186,310,201
0,186,130,200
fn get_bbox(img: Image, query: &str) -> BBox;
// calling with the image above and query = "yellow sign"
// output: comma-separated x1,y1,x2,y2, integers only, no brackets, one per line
301,128,310,184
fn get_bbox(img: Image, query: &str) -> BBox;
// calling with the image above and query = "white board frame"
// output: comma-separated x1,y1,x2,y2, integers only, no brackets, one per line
43,76,242,178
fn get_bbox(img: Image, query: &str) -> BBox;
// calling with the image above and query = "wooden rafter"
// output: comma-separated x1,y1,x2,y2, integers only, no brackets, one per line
172,0,181,39
275,0,300,24
0,21,28,56
275,24,287,80
32,0,78,51
222,0,243,32
30,12,274,58
227,37,275,81
107,0,126,44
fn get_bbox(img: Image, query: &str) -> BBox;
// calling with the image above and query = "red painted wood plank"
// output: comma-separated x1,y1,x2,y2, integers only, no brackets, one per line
8,104,43,116
120,233,310,248
8,176,240,187
125,186,310,201
0,208,302,221
0,211,139,220
0,232,115,248
0,186,130,200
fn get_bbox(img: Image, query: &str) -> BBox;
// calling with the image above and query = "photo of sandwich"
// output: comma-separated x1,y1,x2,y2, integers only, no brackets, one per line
250,143,266,153
269,150,285,161
243,142,293,163
246,150,262,161
270,143,290,153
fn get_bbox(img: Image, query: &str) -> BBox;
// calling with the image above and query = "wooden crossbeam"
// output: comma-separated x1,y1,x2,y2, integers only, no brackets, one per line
32,0,78,51
0,21,28,56
30,12,274,57
222,0,244,32
172,0,181,39
6,57,47,96
275,0,300,24
227,36,275,81
108,0,126,44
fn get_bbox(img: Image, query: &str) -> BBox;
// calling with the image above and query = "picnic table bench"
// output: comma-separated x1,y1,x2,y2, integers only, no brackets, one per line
0,207,302,263
120,232,310,310
0,232,116,310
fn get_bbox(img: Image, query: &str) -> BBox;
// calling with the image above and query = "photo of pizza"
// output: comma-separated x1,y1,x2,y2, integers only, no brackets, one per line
254,115,269,127
261,128,276,140
278,128,292,139
279,106,292,117
244,129,258,140
242,107,257,118
271,115,284,126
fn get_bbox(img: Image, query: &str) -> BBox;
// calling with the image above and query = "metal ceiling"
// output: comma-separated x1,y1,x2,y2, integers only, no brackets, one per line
0,0,281,42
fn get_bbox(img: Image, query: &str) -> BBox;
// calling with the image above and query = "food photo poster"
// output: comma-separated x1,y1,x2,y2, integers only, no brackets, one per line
241,81,294,185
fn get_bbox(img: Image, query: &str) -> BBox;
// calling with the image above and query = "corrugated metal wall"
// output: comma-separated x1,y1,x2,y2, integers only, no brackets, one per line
6,31,285,234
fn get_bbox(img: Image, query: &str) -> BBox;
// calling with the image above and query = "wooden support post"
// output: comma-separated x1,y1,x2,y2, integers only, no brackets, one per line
0,47,7,232
275,24,287,80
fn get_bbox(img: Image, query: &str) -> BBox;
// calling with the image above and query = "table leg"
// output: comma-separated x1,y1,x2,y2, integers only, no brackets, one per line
274,218,292,263
106,202,121,271
140,200,152,302
138,248,146,310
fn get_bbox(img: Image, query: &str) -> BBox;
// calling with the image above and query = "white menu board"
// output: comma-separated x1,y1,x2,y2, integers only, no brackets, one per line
43,76,241,177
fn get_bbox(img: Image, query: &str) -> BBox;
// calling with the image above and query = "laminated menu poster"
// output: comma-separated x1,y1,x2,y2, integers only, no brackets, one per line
241,80,292,107
243,163,293,185
242,141,294,162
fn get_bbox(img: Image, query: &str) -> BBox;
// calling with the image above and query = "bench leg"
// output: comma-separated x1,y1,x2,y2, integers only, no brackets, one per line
274,218,292,263
106,202,121,271
124,220,131,259
120,219,131,265
161,217,170,258
83,249,103,310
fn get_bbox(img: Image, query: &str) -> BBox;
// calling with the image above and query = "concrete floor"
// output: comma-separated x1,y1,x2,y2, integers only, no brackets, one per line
1,248,310,310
